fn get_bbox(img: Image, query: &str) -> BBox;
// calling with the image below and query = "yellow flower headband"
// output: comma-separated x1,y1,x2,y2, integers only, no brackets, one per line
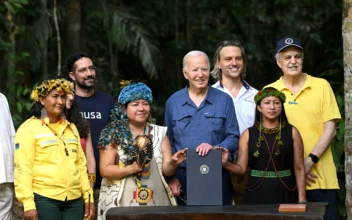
30,78,74,102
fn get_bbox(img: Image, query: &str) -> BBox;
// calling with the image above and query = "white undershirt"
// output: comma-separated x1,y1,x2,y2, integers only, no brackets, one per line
212,81,258,134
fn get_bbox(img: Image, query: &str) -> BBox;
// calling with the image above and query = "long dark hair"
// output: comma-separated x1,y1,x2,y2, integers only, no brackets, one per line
25,100,89,138
66,100,90,138
26,101,42,120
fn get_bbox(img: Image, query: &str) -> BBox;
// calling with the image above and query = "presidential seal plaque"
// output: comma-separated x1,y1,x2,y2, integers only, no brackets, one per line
187,150,223,205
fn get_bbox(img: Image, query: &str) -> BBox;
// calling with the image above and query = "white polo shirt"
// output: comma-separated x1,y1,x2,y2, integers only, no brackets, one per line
213,81,258,134
0,93,15,183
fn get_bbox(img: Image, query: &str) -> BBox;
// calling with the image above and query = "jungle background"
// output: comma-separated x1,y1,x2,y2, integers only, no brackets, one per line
0,0,346,219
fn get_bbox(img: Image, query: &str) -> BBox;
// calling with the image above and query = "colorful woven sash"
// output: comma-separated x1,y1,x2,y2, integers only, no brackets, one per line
250,169,292,178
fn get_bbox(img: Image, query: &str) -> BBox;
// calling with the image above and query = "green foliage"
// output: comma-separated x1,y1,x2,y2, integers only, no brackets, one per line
3,51,32,128
0,1,347,218
84,1,161,79
3,0,28,14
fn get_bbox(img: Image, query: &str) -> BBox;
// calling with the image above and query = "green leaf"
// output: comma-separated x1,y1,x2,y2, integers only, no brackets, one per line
337,178,346,218
16,70,24,75
19,51,30,58
337,202,346,219
16,86,23,97
15,0,29,5
4,1,17,14
12,2,23,9
16,102,23,113
23,87,29,95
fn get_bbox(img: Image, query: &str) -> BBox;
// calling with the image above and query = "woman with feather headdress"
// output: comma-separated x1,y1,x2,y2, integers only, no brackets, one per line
97,82,187,220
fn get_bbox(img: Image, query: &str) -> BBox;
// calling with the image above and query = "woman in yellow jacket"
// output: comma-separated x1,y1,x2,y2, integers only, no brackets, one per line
14,79,94,220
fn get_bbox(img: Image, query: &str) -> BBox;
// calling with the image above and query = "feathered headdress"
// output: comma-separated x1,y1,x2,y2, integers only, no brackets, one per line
30,78,74,102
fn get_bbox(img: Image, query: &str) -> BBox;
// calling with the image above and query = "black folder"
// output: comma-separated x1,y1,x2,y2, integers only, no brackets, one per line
186,149,223,205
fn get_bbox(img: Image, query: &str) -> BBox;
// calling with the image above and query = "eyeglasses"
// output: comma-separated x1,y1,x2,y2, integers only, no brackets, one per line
75,65,96,74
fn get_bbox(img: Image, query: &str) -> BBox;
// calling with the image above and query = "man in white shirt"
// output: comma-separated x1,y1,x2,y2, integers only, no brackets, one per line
211,40,258,203
0,93,15,219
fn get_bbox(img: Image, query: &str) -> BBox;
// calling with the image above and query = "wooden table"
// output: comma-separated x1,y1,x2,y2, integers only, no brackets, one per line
106,202,326,220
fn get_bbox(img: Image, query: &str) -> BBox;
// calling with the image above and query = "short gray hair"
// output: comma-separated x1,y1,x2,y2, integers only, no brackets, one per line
182,50,210,70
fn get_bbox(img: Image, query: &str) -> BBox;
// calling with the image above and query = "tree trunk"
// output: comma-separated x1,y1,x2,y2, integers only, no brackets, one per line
108,33,119,77
53,0,61,76
5,9,17,95
343,1,352,219
186,0,193,50
41,0,48,80
66,0,81,54
174,0,182,88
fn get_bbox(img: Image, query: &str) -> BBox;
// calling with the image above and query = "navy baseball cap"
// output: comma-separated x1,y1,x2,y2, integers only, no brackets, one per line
276,37,303,53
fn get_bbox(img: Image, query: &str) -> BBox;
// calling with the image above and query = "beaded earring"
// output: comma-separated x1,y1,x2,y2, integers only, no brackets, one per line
59,111,66,124
41,108,48,125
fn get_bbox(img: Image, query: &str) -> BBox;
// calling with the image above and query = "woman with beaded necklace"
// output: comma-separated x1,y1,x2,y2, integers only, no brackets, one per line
219,87,306,204
98,82,187,220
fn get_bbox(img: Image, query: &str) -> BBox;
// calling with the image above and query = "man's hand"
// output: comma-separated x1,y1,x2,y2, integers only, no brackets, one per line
84,202,95,220
172,148,188,166
24,209,38,220
304,157,318,186
168,178,181,197
196,143,213,156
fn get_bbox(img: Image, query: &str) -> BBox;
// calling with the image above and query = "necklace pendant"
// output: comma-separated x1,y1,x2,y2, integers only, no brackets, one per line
253,150,260,158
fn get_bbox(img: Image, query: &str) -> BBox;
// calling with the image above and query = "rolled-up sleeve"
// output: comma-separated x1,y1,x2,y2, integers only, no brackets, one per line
216,96,240,154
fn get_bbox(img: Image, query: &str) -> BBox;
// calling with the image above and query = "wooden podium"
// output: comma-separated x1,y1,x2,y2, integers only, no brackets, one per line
106,202,327,220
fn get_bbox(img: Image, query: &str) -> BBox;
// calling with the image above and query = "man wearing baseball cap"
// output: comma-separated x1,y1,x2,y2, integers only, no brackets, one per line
266,37,341,220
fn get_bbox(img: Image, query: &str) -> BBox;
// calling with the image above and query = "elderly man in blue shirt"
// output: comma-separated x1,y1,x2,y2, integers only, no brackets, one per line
165,50,240,205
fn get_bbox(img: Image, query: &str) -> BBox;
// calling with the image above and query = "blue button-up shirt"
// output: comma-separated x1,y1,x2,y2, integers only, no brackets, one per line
165,86,240,169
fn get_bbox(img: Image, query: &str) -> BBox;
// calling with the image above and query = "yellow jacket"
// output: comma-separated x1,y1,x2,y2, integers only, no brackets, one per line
14,117,93,211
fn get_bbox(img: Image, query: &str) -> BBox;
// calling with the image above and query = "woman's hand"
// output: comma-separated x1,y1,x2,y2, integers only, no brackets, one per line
171,148,188,166
128,161,143,174
24,209,38,220
84,202,95,220
167,178,181,197
215,146,229,165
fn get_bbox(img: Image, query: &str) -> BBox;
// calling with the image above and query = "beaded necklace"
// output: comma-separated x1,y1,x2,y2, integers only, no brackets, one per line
253,121,286,158
45,123,69,156
247,123,296,192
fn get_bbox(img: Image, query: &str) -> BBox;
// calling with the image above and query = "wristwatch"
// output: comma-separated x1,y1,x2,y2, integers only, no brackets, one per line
308,153,319,164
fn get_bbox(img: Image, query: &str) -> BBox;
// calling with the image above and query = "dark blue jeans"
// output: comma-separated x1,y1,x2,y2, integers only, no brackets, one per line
306,189,337,220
